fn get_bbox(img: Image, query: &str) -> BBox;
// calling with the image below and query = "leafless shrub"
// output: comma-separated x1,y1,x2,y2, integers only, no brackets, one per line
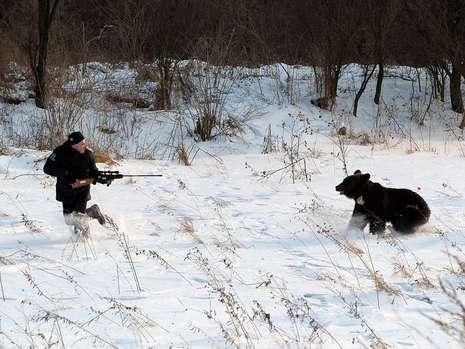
267,64,304,105
328,113,351,176
161,114,199,165
260,114,314,183
182,59,237,141
88,141,121,165
40,66,88,148
181,27,244,142
218,106,258,139
86,102,162,160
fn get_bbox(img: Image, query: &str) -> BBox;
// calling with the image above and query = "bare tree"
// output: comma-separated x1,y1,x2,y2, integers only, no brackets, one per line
427,65,447,102
365,0,402,105
406,0,465,124
32,0,61,108
445,0,465,116
3,0,465,128
353,65,376,116
91,0,153,62
307,0,361,110
0,0,60,108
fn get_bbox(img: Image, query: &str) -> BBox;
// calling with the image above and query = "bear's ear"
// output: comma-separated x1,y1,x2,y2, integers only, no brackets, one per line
363,173,371,181
353,170,361,175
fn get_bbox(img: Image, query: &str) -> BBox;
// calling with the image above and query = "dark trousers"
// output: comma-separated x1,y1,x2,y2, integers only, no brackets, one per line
62,188,89,214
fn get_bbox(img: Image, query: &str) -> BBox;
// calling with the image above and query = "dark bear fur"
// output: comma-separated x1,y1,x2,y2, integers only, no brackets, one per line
335,170,430,234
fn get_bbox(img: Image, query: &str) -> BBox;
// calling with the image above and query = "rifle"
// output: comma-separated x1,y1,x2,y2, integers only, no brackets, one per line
71,170,162,189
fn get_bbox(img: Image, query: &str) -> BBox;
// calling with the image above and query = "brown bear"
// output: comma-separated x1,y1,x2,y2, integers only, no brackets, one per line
335,170,430,234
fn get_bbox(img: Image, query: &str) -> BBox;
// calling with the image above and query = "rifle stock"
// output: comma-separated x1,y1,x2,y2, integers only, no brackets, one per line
71,178,95,189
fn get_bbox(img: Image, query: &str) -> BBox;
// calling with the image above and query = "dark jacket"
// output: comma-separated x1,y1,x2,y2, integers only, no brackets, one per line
43,141,99,203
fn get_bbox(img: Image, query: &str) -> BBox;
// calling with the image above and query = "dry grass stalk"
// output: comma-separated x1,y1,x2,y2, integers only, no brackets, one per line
177,143,191,166
425,279,465,346
180,218,203,244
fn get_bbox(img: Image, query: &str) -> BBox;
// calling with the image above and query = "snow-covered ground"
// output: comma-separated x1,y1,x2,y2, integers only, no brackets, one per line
0,64,465,348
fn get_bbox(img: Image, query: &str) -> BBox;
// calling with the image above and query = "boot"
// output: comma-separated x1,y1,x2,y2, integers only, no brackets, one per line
86,204,106,225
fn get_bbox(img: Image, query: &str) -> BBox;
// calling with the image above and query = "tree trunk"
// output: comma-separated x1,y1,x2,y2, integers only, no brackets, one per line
459,112,465,129
433,65,446,103
353,65,376,117
440,71,446,103
33,0,60,109
450,64,464,114
34,0,49,108
374,62,384,105
323,64,341,110
154,58,174,110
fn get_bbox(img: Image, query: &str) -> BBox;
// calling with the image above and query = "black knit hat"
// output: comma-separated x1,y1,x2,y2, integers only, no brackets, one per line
67,131,85,145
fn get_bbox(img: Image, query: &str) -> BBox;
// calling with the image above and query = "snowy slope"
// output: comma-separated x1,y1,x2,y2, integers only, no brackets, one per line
0,64,464,348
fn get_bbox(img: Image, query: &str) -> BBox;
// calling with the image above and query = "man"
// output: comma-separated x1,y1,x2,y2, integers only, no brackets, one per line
44,131,106,236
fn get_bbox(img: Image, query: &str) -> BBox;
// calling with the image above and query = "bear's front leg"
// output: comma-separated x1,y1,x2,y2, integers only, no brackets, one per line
369,218,386,234
347,204,369,231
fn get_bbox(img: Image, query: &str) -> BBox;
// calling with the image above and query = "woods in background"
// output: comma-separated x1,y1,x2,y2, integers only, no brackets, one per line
0,0,464,117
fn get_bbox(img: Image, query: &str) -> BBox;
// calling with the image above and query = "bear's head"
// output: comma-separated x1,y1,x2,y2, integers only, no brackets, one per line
335,170,371,199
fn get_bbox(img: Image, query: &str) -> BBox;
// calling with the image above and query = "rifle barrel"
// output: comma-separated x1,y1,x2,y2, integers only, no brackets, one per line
122,174,163,177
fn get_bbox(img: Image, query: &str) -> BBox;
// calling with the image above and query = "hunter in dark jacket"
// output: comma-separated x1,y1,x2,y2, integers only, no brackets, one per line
44,131,105,233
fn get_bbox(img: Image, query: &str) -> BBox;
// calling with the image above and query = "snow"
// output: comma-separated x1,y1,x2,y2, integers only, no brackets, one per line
0,64,464,348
